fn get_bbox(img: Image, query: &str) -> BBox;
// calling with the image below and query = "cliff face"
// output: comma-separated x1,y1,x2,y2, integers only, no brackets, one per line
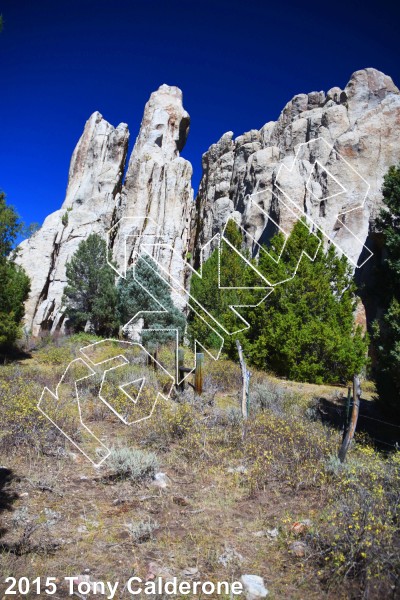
16,69,400,335
16,85,193,335
190,68,400,269
110,85,193,305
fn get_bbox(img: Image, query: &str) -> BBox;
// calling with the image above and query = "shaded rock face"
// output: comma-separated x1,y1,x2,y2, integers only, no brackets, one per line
16,85,193,335
190,68,400,268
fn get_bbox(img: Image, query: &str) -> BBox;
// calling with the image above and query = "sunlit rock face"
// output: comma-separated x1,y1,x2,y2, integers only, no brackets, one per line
16,112,130,334
17,69,400,335
110,84,193,309
16,85,193,334
190,68,400,270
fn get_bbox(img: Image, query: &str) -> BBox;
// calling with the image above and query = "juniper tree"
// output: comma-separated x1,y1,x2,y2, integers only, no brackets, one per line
188,220,254,355
244,221,368,383
189,219,368,384
372,165,400,414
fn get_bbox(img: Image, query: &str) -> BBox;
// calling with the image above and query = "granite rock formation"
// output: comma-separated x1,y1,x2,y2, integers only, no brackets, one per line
110,84,193,306
190,68,400,269
16,85,193,335
16,69,400,335
16,112,129,334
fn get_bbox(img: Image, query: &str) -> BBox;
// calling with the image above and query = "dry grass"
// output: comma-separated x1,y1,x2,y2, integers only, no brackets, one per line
0,335,398,599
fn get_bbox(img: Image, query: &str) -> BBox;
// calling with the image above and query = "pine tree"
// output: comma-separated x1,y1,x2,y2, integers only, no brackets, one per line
0,192,30,349
117,254,186,349
63,233,119,336
372,165,400,414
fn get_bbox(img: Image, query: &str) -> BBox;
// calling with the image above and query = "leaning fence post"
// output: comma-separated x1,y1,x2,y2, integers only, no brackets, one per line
153,347,158,371
194,352,204,395
338,375,361,462
342,385,352,442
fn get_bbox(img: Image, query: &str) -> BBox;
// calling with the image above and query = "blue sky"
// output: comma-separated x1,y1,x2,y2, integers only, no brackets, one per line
1,0,399,233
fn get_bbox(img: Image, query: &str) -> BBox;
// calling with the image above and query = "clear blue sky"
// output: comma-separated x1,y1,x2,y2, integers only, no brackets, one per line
1,0,399,232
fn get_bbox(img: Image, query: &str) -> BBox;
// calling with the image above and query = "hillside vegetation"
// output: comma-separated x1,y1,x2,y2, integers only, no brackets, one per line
0,335,399,599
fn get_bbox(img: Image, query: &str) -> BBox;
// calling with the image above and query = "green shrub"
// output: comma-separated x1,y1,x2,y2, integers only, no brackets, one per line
36,345,74,365
188,219,369,384
312,447,400,597
244,411,337,493
0,192,30,351
63,233,119,336
0,364,61,452
117,254,186,347
372,165,400,415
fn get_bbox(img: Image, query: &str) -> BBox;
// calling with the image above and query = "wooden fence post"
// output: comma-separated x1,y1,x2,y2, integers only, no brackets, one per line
153,347,158,371
176,348,185,391
342,385,352,443
236,340,250,419
338,375,361,462
195,352,204,395
147,348,158,371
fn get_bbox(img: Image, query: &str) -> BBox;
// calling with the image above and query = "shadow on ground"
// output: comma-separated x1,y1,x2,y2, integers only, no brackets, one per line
317,397,400,451
0,466,18,539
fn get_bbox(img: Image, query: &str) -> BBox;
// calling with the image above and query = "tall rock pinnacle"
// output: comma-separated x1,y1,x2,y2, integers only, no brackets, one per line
16,85,193,335
111,84,193,304
16,113,129,334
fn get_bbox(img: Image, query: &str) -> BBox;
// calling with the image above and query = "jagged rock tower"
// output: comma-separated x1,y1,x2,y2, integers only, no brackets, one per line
16,85,193,335
190,68,400,269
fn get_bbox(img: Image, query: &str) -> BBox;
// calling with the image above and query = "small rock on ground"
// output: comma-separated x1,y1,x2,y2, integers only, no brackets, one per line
152,472,170,488
218,547,244,567
289,541,309,557
240,574,269,599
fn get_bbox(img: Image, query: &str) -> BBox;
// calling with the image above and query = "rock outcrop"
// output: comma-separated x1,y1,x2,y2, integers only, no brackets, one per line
190,68,400,269
16,85,193,335
110,84,193,306
16,112,129,334
16,69,400,335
